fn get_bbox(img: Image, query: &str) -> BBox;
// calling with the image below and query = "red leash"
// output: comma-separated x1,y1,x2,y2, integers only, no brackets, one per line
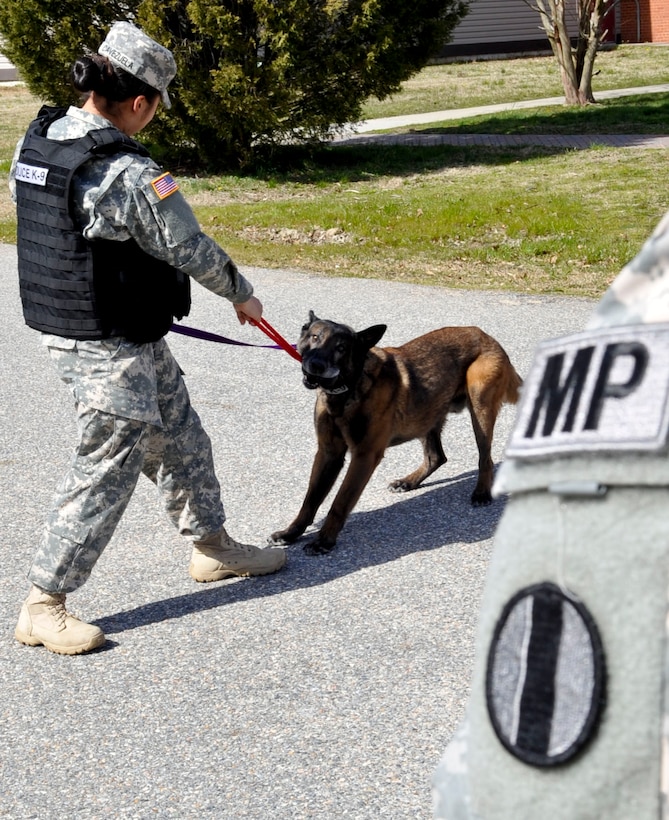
250,317,302,362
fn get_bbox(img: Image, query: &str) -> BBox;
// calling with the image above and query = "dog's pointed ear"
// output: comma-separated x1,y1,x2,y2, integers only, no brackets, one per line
302,310,319,333
357,324,387,351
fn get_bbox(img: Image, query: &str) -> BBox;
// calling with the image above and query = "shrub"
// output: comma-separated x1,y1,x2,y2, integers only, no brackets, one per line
0,0,468,169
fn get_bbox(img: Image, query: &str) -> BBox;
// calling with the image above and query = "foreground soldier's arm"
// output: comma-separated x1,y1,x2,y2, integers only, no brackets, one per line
588,209,669,329
432,207,669,819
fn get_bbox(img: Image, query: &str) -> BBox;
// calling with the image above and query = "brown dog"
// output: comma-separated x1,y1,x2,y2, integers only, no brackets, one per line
270,312,522,555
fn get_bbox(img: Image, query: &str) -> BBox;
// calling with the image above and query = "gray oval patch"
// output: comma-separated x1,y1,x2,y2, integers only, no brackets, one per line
486,582,606,767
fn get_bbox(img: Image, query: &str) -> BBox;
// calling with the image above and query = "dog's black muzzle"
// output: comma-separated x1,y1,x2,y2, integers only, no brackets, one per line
302,368,342,391
301,353,345,392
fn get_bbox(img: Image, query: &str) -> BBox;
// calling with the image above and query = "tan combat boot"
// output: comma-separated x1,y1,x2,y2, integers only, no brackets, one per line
189,528,286,582
15,586,106,655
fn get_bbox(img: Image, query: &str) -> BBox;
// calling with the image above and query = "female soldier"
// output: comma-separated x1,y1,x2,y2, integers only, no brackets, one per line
10,21,286,655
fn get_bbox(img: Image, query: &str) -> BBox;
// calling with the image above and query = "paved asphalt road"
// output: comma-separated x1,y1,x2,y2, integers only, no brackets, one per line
0,242,595,818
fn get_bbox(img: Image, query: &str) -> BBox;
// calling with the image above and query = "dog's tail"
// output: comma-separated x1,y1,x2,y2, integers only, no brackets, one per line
505,365,523,405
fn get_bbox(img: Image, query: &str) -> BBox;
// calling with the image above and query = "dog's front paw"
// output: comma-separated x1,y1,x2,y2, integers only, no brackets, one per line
470,489,493,506
303,536,336,556
268,526,301,545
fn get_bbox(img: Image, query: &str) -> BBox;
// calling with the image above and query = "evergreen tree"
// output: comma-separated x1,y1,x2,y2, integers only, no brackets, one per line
0,0,468,168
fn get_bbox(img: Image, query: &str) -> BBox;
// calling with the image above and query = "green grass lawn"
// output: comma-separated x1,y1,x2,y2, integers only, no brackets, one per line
187,138,666,298
360,44,669,117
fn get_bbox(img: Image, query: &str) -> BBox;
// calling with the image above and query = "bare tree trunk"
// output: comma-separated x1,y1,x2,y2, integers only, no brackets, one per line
528,0,607,106
577,0,605,102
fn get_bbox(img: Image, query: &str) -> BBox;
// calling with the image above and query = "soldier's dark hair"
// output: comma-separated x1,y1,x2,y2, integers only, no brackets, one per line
71,54,160,104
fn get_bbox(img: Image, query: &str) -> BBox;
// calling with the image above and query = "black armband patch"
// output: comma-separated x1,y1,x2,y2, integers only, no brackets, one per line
486,582,606,767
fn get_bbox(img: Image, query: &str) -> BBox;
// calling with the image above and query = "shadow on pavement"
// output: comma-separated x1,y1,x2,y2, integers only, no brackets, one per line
94,467,503,636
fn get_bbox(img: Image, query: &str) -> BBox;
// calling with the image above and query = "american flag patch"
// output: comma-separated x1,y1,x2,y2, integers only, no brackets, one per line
150,172,179,200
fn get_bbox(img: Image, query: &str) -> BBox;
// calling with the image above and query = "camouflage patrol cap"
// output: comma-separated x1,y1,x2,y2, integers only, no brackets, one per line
99,21,176,108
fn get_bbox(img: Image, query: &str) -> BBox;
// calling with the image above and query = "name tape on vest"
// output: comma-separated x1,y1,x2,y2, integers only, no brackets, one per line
506,324,669,458
15,162,49,187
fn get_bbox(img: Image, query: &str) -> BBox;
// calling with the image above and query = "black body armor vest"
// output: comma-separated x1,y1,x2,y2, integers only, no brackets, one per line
15,106,191,343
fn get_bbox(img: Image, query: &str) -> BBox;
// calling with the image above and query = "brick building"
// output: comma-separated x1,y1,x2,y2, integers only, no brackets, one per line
620,0,669,44
441,0,669,60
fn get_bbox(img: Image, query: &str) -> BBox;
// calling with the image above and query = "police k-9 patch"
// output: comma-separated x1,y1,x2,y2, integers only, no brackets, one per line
15,162,48,186
150,171,179,200
486,583,606,767
507,324,669,458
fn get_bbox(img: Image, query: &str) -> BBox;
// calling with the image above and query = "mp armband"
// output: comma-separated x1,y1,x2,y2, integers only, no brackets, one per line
506,324,669,459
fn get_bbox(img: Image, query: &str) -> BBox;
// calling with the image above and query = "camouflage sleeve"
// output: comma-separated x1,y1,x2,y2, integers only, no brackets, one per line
167,231,254,304
92,156,253,304
8,137,23,203
588,209,669,329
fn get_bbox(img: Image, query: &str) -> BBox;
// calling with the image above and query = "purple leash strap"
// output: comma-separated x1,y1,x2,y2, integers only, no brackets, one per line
170,322,301,360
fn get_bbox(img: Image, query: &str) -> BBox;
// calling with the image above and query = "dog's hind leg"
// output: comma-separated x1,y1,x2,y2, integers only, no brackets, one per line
466,362,502,506
468,409,495,505
388,426,447,493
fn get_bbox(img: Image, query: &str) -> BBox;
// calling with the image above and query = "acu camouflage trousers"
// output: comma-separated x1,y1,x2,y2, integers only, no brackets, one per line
28,335,226,593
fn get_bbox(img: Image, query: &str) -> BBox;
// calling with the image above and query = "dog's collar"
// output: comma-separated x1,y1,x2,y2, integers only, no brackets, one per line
323,384,349,396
